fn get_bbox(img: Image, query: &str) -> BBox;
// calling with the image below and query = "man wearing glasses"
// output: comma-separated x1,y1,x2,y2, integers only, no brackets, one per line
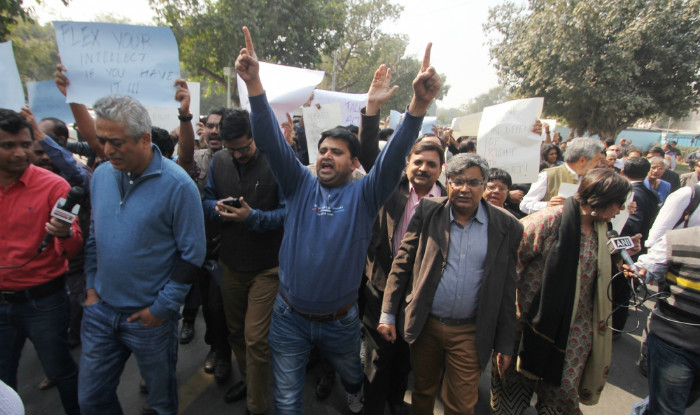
379,153,523,415
202,107,285,415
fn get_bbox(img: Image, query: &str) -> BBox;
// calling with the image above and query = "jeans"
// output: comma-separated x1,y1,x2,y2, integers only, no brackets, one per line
269,294,363,415
79,301,179,415
0,289,79,415
646,333,700,415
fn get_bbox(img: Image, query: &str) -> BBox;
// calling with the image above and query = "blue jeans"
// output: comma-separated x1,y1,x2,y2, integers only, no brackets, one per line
0,289,79,415
79,301,179,415
646,333,700,415
269,294,363,414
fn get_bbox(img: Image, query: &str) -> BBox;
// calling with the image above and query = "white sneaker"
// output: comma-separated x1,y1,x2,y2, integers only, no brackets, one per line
346,392,363,414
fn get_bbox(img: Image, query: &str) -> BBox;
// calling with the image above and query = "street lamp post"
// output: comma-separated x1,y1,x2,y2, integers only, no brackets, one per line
223,66,233,108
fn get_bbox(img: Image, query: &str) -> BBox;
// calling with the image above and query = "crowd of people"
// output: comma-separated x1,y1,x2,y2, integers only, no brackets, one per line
1,26,699,415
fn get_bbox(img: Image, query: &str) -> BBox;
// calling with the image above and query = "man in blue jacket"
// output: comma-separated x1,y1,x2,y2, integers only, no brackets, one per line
80,95,206,415
234,26,441,414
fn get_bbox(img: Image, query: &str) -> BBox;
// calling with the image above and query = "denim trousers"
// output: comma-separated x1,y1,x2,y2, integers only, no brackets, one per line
268,293,363,414
646,332,700,415
78,301,179,415
0,289,80,415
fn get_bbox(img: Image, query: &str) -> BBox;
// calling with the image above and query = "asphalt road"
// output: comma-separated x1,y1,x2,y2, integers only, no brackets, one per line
17,289,700,415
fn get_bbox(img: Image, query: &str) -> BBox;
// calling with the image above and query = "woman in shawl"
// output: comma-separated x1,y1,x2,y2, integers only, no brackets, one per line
491,168,641,415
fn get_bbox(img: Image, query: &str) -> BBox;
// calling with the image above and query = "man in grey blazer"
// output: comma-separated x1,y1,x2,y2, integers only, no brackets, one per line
378,153,523,415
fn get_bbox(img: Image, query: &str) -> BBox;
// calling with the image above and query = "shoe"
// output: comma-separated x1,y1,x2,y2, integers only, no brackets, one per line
139,378,148,394
224,381,247,403
315,373,335,401
204,348,216,373
346,391,363,414
141,404,157,415
214,355,231,383
37,377,56,390
179,321,195,344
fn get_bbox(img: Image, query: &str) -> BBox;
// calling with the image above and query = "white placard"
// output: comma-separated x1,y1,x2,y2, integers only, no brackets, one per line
0,41,25,111
557,183,579,198
611,191,635,234
477,98,544,183
237,62,324,125
303,103,343,164
311,89,367,127
144,82,200,136
53,21,180,107
451,112,482,138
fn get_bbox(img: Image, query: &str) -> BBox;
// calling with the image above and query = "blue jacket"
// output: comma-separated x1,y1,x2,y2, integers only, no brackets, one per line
249,93,424,314
85,145,206,318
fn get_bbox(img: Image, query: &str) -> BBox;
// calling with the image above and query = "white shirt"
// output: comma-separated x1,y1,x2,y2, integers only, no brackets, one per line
519,163,580,214
645,186,700,247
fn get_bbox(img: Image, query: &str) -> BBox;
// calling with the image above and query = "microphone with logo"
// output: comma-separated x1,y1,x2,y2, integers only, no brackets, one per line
38,186,85,253
606,229,639,278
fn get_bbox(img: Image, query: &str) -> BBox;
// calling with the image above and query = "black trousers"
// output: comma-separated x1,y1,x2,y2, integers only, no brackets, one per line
362,284,411,414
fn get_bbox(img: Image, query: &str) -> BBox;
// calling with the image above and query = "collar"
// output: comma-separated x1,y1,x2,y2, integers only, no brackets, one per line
408,181,442,199
116,144,163,181
563,162,580,180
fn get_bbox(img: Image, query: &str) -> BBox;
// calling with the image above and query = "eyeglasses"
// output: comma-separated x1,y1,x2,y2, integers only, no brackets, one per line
448,178,484,189
205,122,219,129
485,184,509,192
225,140,253,154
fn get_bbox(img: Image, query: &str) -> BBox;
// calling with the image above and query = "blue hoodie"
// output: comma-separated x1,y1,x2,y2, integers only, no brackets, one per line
249,93,423,314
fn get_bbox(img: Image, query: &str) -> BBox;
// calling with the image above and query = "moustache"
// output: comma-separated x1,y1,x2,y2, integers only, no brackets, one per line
415,172,430,178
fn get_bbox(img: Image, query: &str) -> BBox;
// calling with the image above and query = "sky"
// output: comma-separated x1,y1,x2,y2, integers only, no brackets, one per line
27,0,501,109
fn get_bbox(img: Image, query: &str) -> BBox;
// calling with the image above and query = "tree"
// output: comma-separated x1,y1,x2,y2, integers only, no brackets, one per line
7,20,59,84
484,0,700,139
316,0,449,118
0,0,68,42
150,0,347,104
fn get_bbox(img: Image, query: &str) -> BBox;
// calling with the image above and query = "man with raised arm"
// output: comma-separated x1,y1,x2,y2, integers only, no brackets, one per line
234,27,441,414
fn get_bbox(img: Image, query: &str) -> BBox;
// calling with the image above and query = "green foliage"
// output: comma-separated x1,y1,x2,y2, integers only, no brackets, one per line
485,0,700,139
150,0,347,104
0,0,69,41
7,19,59,84
316,0,449,118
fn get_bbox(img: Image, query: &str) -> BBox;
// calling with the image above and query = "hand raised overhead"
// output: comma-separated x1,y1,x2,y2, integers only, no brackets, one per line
235,26,263,96
409,42,441,116
366,64,399,116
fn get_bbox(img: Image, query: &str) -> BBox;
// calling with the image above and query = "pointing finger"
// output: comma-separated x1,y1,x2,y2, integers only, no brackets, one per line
242,26,255,58
422,42,432,72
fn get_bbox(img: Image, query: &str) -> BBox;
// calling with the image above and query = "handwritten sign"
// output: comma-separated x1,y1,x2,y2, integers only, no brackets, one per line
451,112,482,138
477,98,544,183
53,21,180,107
238,61,324,124
311,89,367,127
0,41,25,111
144,81,200,137
27,81,75,124
303,102,343,164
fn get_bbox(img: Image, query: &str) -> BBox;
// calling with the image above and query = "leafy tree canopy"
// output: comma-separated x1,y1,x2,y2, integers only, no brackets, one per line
485,0,700,139
150,0,346,103
0,0,68,41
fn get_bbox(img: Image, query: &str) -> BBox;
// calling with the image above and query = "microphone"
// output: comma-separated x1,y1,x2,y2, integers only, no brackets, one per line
606,230,638,276
38,186,85,253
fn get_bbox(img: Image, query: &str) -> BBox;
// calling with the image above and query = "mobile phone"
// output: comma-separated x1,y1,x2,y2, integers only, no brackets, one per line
222,198,242,208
